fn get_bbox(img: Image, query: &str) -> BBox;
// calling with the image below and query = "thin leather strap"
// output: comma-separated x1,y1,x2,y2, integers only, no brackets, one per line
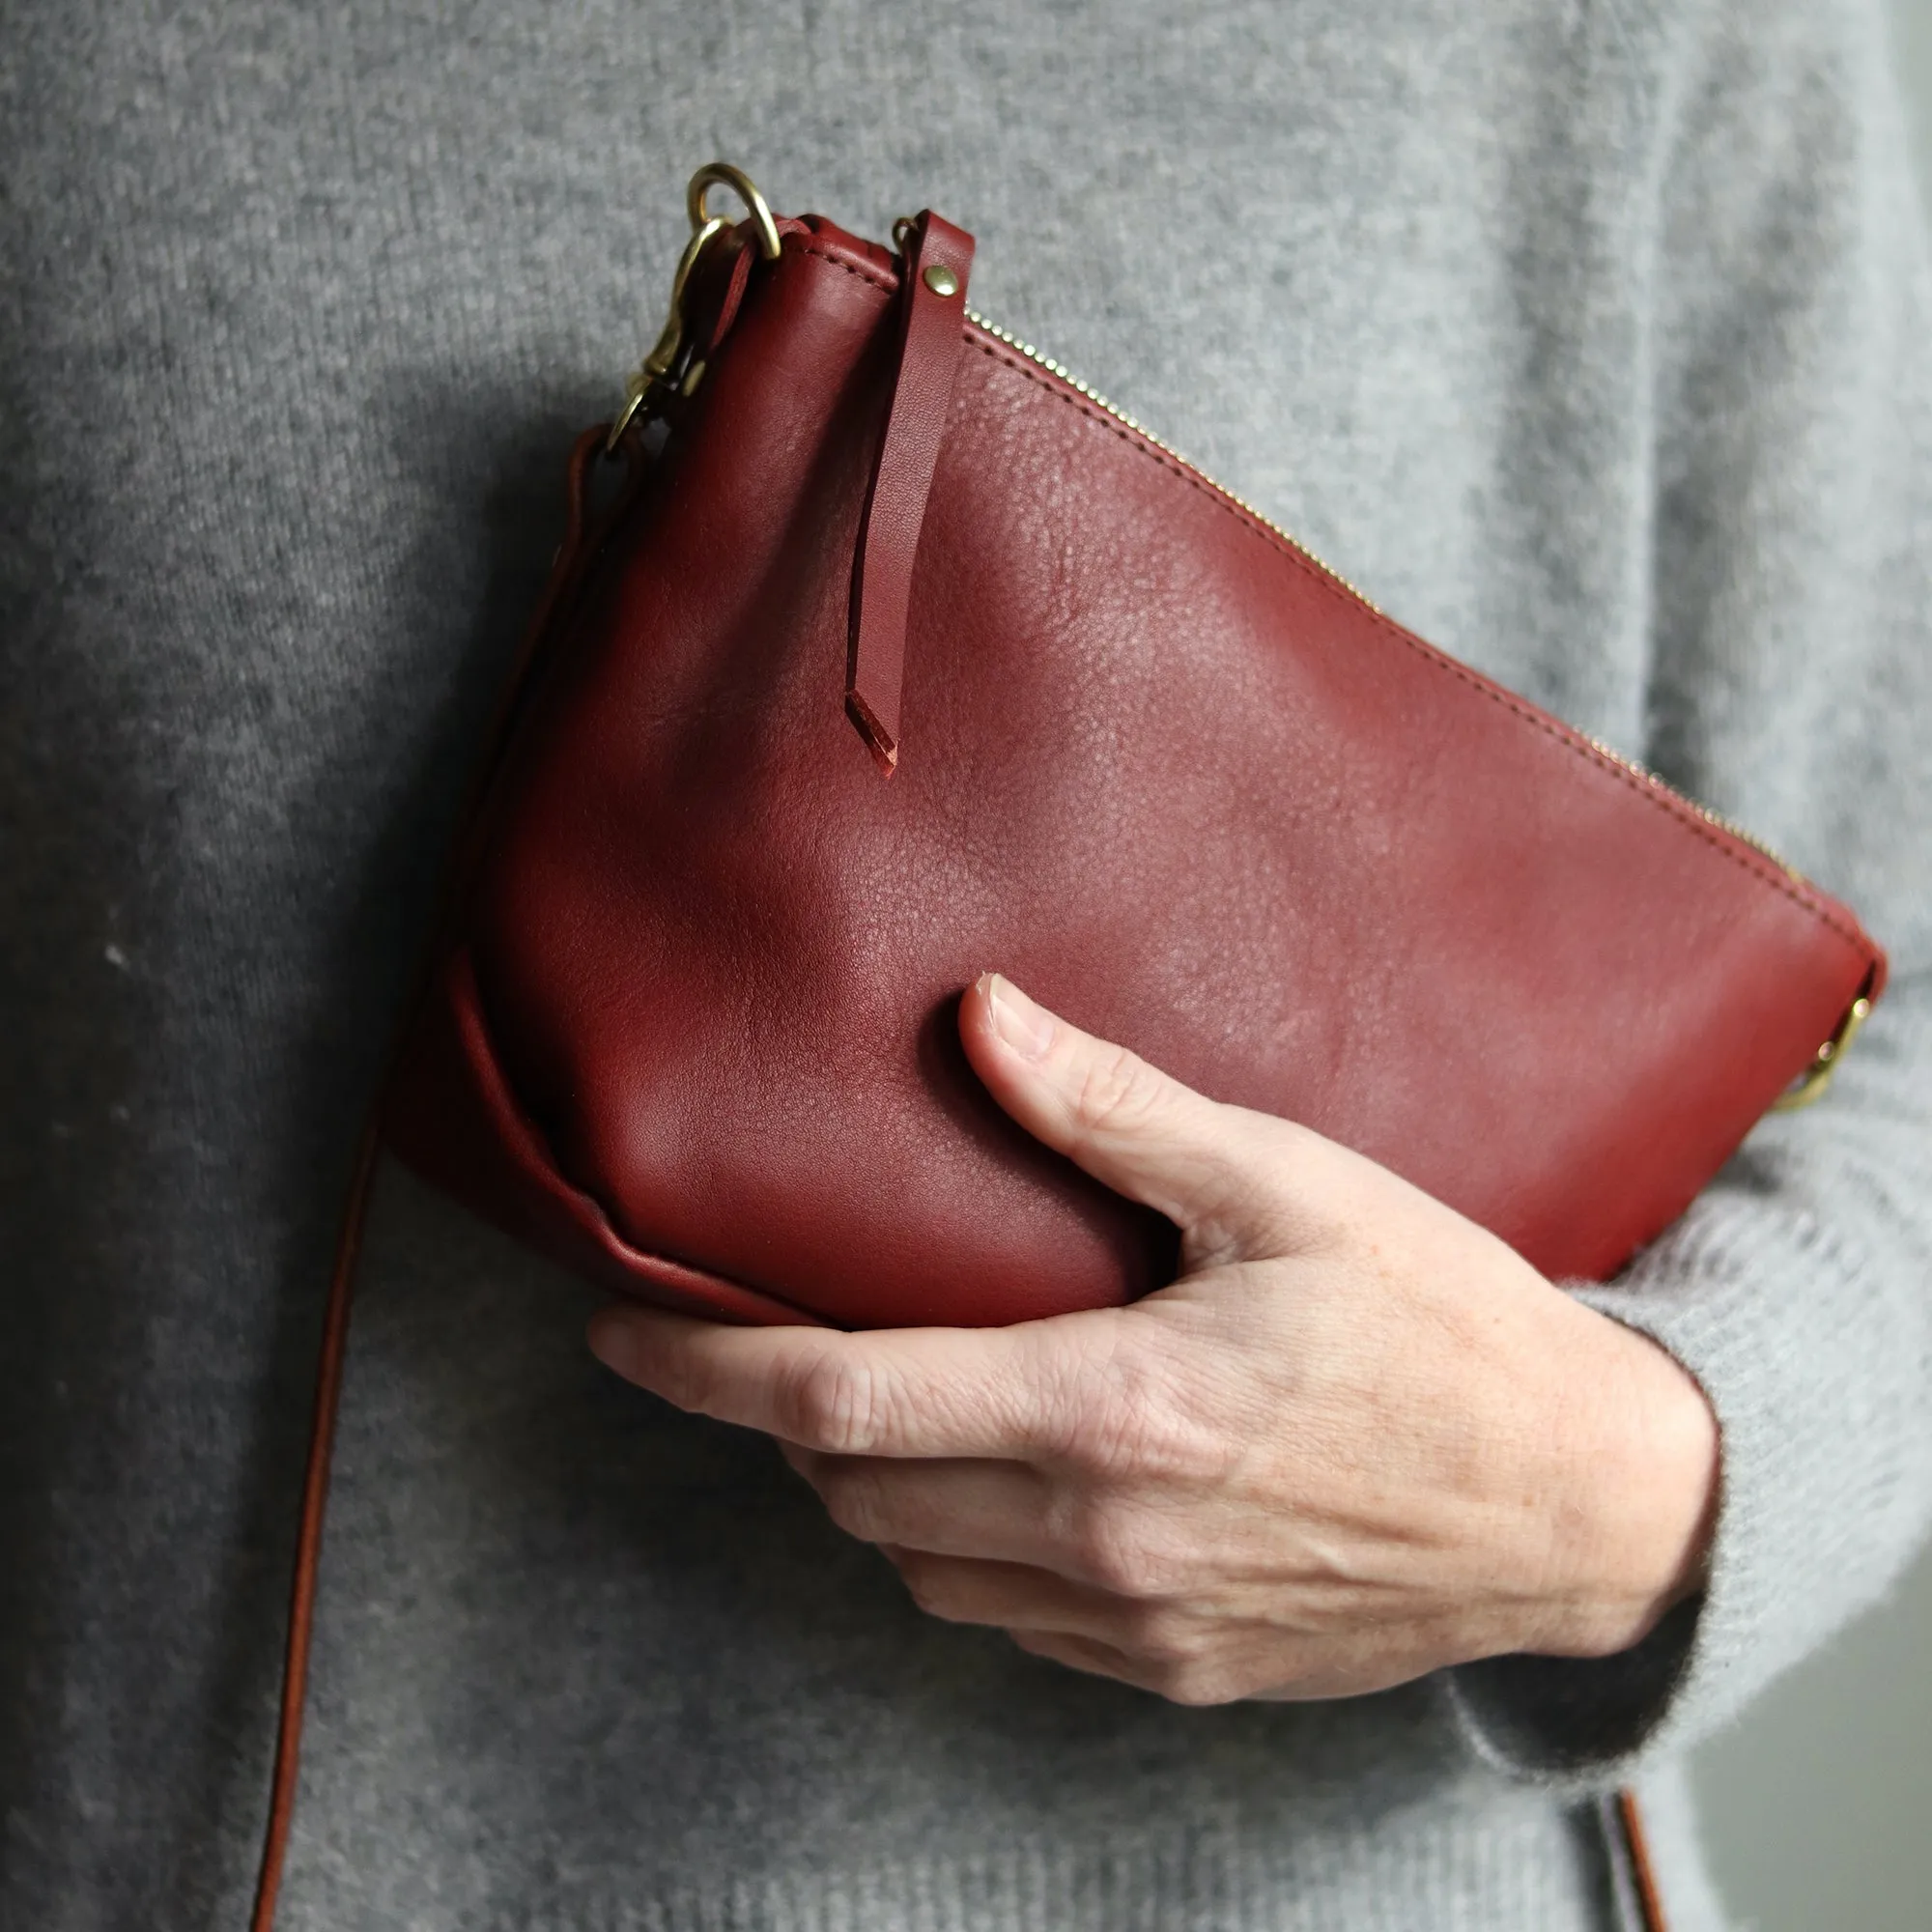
1600,1787,1670,1932
248,1113,381,1932
846,210,975,773
1618,1786,1670,1932
705,213,811,354
247,425,653,1930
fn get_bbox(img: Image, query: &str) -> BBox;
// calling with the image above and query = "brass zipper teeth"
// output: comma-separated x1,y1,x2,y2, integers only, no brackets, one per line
1578,735,1804,880
967,308,1381,611
965,306,1807,888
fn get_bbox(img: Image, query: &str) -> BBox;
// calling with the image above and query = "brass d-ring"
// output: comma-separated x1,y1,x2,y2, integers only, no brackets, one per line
686,162,782,261
1771,993,1872,1111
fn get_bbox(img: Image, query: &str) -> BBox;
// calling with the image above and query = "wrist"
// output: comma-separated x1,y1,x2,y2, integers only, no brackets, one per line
1536,1308,1721,1660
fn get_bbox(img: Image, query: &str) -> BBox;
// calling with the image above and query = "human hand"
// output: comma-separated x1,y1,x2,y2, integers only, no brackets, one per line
587,975,1719,1705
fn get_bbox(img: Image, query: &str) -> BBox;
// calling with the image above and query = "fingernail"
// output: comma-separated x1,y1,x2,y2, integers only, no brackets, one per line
586,1308,640,1380
983,972,1057,1061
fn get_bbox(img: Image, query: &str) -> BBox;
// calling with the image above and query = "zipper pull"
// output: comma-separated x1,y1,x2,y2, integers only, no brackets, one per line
846,210,976,775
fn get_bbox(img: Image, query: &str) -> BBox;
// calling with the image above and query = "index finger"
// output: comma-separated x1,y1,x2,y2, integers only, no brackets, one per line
586,1303,1088,1461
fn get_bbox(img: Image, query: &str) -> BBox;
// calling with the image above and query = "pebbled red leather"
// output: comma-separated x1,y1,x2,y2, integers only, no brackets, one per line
383,206,1888,1331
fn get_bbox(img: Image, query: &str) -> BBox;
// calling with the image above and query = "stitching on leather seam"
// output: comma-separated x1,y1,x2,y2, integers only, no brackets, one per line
963,334,1869,961
789,237,897,297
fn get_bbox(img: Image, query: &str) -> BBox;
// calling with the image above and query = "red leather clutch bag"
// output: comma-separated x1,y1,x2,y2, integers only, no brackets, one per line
249,163,1886,1932
383,164,1884,1330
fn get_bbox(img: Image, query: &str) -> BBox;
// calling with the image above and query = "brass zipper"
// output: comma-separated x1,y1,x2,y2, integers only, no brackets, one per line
965,308,1383,611
965,307,1806,886
1576,735,1802,878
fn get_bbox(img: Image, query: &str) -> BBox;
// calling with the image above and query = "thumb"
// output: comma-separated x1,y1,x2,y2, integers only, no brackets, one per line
959,973,1297,1252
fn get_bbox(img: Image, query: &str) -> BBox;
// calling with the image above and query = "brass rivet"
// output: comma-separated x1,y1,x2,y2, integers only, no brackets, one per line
680,358,707,397
923,263,959,298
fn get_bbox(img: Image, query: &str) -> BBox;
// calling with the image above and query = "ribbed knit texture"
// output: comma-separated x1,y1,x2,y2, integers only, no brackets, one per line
3,3,1928,1929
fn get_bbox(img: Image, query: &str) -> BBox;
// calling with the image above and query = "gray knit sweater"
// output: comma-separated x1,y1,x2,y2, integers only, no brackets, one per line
4,3,1929,1928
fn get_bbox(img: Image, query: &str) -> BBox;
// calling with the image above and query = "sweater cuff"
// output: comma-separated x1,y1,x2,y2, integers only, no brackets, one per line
1445,1185,1932,1786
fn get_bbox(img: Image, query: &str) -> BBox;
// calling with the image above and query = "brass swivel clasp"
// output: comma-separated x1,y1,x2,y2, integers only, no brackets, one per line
607,162,783,454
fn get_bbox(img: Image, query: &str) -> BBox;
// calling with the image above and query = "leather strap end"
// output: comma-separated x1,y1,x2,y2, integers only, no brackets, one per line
844,689,899,775
846,209,975,777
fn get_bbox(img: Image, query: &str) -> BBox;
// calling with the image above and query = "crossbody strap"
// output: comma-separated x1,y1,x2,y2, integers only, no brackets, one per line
1603,1786,1671,1932
247,1116,380,1932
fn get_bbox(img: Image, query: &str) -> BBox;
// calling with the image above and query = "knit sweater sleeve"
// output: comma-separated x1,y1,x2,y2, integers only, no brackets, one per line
1445,0,1932,1779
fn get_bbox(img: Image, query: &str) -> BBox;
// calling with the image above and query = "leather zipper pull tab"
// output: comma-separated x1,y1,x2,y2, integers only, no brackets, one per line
847,210,975,775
